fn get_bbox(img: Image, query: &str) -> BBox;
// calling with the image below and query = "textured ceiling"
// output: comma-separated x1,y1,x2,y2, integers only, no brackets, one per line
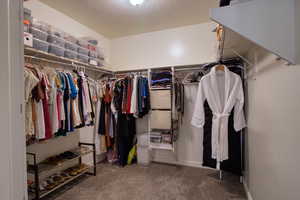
40,0,218,38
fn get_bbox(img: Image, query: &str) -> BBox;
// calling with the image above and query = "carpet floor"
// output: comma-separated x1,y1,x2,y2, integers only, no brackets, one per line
44,163,247,200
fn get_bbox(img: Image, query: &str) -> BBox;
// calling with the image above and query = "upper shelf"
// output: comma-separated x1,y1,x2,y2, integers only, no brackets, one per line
24,47,113,74
210,0,299,65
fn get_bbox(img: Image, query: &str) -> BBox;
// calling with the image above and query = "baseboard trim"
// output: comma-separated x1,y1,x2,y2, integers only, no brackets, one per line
243,180,254,200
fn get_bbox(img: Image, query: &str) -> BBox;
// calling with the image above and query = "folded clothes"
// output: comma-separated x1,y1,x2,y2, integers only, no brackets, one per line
151,78,171,84
151,71,172,81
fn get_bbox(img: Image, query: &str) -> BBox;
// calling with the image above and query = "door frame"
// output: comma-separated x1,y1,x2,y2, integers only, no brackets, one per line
0,0,27,200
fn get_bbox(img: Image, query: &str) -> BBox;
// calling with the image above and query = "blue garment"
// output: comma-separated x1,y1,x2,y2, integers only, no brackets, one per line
66,73,78,99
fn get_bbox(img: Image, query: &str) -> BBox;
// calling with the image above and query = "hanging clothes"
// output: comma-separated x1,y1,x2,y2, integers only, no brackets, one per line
24,68,40,142
191,65,246,169
24,63,100,144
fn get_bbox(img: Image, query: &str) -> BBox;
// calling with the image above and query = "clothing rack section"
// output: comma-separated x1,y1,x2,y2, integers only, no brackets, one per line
27,142,96,200
24,62,102,145
25,46,113,75
96,73,150,166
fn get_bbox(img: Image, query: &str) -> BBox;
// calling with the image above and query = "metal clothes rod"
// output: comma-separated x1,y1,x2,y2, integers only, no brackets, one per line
115,64,206,74
24,55,113,74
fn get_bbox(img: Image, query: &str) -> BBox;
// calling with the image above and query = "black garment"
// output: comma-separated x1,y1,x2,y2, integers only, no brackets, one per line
98,99,106,135
202,65,244,176
77,75,85,128
117,114,136,166
113,80,124,111
219,0,231,7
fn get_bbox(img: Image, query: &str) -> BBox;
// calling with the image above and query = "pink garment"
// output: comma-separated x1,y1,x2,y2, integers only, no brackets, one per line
41,74,52,140
57,92,62,129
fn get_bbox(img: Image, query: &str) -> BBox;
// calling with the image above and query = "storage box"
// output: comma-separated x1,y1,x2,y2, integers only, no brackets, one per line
77,54,89,63
89,50,98,58
150,90,171,109
64,33,78,44
64,50,77,59
48,34,65,48
33,38,49,52
24,32,33,47
30,27,48,41
77,39,89,48
49,44,64,57
137,146,150,166
31,19,50,33
138,133,149,147
78,46,89,56
65,41,78,52
150,111,171,130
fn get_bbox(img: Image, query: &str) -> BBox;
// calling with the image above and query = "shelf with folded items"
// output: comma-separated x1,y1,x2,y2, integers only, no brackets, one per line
150,87,171,90
28,164,92,200
27,146,94,175
24,46,113,74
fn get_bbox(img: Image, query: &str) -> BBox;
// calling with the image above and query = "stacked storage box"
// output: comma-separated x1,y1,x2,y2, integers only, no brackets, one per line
137,133,151,165
77,40,89,63
48,28,65,57
64,34,78,60
26,16,105,65
30,19,49,53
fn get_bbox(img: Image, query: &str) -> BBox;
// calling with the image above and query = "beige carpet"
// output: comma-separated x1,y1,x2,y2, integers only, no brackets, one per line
44,163,246,200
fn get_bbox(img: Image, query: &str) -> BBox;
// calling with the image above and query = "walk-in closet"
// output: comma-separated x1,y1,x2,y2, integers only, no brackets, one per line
0,0,299,200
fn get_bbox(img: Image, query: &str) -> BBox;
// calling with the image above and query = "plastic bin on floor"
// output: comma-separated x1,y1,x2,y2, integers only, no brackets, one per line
137,145,150,166
137,133,151,166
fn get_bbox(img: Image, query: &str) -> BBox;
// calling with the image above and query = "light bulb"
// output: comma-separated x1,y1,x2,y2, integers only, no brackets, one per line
130,0,144,6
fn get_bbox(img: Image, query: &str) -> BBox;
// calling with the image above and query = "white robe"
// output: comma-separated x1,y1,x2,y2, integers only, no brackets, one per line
191,66,246,169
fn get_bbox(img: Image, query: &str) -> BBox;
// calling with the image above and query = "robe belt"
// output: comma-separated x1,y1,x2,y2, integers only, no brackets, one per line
213,113,230,118
213,112,230,170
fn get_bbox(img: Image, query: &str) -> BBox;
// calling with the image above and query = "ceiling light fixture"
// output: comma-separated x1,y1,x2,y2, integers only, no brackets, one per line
129,0,144,6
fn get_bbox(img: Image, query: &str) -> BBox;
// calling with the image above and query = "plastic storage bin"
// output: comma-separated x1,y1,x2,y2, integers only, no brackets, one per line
137,133,150,165
48,34,65,48
30,27,48,41
78,46,89,56
77,54,89,63
64,33,78,44
137,146,150,166
49,44,64,57
77,40,89,48
33,38,49,53
89,50,98,58
64,50,78,59
31,19,50,33
65,41,78,52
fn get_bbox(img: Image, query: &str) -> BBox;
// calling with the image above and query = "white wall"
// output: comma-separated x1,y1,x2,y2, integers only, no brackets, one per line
0,0,26,200
244,46,300,200
111,23,218,71
24,0,111,66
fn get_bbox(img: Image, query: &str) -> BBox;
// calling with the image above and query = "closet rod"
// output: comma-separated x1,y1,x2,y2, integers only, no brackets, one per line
24,55,113,74
115,64,205,74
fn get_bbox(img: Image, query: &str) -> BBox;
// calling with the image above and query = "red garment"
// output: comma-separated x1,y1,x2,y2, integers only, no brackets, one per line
41,75,52,139
57,92,62,129
126,78,132,113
